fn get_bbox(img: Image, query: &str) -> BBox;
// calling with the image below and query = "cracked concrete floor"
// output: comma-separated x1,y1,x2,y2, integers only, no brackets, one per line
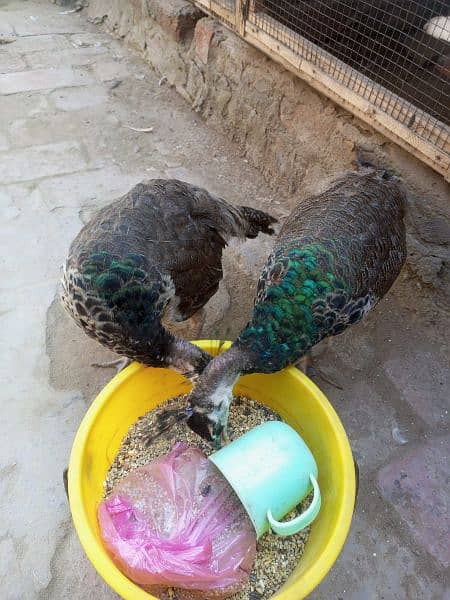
0,1,449,599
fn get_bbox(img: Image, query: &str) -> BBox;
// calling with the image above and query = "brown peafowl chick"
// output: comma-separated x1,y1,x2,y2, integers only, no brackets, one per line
145,168,407,448
60,179,277,379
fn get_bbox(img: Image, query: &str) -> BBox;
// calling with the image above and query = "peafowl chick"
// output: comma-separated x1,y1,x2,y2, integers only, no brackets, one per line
146,168,407,448
60,179,276,379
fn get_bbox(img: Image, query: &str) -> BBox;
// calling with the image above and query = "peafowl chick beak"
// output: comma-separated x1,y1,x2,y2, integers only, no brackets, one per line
185,411,214,444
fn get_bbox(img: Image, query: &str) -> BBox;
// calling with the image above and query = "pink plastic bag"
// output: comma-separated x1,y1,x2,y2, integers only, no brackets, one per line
98,443,256,596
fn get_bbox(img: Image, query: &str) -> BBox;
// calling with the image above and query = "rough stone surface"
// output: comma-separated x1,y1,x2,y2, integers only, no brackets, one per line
0,132,9,150
49,84,110,111
6,32,72,52
25,45,108,69
0,66,93,94
0,53,27,74
383,346,449,426
147,0,203,42
8,12,86,35
1,1,449,599
193,16,216,64
0,141,88,183
377,436,450,568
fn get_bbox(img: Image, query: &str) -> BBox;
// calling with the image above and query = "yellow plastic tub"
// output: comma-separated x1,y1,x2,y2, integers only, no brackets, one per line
68,340,356,599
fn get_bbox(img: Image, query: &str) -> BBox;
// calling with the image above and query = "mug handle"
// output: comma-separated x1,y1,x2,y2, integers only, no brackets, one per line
267,474,321,536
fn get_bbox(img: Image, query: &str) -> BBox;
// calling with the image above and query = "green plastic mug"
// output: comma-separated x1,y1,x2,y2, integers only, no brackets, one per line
209,421,321,538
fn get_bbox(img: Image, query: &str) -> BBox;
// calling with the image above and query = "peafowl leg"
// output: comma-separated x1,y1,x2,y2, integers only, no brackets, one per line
91,356,131,373
186,308,206,339
297,352,312,375
63,467,69,500
222,427,230,445
296,351,343,390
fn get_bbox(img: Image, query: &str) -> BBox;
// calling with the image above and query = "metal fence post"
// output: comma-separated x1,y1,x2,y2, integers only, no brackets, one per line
236,0,247,36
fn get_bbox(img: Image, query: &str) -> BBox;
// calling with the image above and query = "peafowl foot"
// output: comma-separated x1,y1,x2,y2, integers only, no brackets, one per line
91,357,131,373
296,352,343,390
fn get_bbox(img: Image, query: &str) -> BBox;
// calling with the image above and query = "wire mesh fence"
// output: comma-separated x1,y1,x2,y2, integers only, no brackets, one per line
215,0,236,10
190,0,450,176
197,0,237,25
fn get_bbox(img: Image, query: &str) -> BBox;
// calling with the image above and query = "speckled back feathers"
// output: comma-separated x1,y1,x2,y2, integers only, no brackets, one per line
237,171,407,372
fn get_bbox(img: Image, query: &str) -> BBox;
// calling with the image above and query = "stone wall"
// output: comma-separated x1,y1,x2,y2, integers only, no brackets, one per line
85,0,449,308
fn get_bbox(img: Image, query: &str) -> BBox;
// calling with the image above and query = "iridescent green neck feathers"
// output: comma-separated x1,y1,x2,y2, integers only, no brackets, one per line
237,243,373,372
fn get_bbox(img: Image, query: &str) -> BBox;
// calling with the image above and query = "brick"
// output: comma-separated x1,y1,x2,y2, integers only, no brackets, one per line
9,105,135,156
0,141,88,184
377,435,450,568
384,346,450,426
8,34,72,54
335,381,408,469
0,67,93,95
25,46,108,70
0,185,56,285
8,105,121,150
0,53,27,75
147,0,203,42
193,18,216,65
49,85,109,111
309,506,448,599
0,93,50,122
36,167,145,209
9,111,90,148
10,14,85,36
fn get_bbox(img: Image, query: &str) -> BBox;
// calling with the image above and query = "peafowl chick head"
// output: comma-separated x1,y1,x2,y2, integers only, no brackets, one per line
185,345,250,448
144,346,246,449
144,378,232,450
186,383,233,449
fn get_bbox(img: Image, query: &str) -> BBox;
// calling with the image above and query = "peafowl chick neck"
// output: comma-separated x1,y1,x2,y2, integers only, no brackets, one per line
186,345,251,448
168,338,211,379
237,243,351,373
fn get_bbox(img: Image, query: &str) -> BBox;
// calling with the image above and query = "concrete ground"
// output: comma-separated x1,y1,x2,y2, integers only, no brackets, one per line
0,1,448,599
